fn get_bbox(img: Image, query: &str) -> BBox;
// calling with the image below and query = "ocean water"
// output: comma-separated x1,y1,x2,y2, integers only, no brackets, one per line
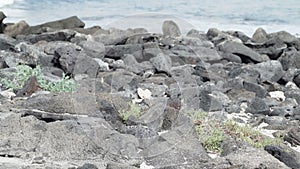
0,0,300,36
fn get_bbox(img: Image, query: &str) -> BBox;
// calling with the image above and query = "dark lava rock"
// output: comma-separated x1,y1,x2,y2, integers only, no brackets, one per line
265,145,300,169
162,20,181,37
105,44,143,60
23,30,76,43
226,30,251,43
284,126,300,146
279,47,300,70
27,16,85,34
79,40,105,59
206,28,222,40
252,27,268,43
229,65,260,83
0,38,15,51
268,30,300,50
243,81,267,98
219,41,265,63
53,44,83,74
293,72,300,88
77,163,98,169
0,11,6,33
73,55,100,77
225,144,290,169
254,60,283,82
285,89,300,105
150,53,172,75
246,97,270,115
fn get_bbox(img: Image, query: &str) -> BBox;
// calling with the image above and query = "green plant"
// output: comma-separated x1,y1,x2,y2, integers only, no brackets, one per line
120,103,141,121
203,129,224,153
1,65,77,92
187,110,207,124
187,111,224,153
188,111,282,154
224,120,282,148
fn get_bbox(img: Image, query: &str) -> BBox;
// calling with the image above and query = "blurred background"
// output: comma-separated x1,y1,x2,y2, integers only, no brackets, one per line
0,0,299,36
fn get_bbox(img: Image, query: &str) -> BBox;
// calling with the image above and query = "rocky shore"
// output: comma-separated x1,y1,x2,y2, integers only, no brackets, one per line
0,11,300,169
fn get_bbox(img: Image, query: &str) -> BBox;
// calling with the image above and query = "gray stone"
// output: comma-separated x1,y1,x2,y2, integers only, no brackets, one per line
79,40,105,59
282,68,298,82
265,145,300,169
206,28,222,40
78,163,98,169
268,30,300,50
220,52,242,63
54,44,84,74
283,126,300,146
193,46,222,62
1,51,38,67
279,47,300,70
24,29,77,43
94,58,109,72
229,65,260,83
246,97,270,115
199,89,224,112
0,37,15,51
254,60,283,82
180,36,214,48
162,20,181,37
252,27,268,43
27,16,85,34
285,89,300,104
219,41,266,63
150,53,172,74
123,54,153,74
225,30,251,43
141,127,210,168
225,145,290,169
73,55,100,77
18,92,99,115
105,44,143,60
247,37,287,60
93,28,135,45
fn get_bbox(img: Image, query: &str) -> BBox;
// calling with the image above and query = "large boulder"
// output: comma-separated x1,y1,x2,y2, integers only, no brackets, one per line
162,20,181,37
246,97,270,115
79,40,105,59
150,53,172,75
268,31,300,50
279,47,300,70
254,60,284,82
27,16,85,34
219,41,266,63
252,27,268,43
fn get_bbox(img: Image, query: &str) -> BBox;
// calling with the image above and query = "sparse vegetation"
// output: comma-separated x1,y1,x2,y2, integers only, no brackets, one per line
223,120,282,148
187,110,224,153
187,111,282,154
1,65,77,92
120,103,142,121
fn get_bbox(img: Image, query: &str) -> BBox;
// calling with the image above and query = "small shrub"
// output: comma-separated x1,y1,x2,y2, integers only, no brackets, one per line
120,103,141,121
187,110,207,124
188,111,282,154
203,129,224,153
1,65,77,92
224,120,282,148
